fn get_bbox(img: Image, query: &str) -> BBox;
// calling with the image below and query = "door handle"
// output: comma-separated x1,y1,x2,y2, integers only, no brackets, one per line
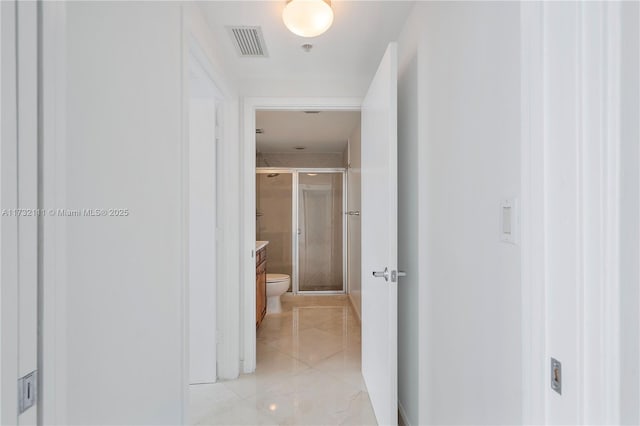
391,270,407,282
372,267,389,282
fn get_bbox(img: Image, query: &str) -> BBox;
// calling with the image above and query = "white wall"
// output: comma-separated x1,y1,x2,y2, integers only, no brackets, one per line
423,3,522,424
66,4,184,422
347,125,362,319
62,2,239,423
396,2,523,424
257,152,345,168
239,77,368,99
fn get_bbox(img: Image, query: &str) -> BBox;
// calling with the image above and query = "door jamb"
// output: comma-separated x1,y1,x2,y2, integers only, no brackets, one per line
181,31,226,423
520,3,546,424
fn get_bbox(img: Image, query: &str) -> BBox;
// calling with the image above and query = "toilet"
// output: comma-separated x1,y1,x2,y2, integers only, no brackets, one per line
266,274,290,314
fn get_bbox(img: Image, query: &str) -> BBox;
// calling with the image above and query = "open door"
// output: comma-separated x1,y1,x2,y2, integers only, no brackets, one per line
361,43,399,426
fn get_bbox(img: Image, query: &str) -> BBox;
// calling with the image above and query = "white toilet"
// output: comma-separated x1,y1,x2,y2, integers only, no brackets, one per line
266,274,290,314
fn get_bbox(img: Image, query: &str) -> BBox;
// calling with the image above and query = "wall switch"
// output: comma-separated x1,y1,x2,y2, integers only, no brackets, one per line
18,370,37,414
500,198,519,244
551,358,562,395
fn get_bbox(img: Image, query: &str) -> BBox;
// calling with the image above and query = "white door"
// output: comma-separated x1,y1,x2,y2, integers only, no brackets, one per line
361,42,399,426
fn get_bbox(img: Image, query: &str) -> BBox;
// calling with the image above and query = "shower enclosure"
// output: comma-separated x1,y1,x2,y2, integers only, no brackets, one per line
256,169,346,294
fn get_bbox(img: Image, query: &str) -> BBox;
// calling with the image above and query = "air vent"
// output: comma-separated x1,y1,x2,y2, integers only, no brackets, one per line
227,26,268,57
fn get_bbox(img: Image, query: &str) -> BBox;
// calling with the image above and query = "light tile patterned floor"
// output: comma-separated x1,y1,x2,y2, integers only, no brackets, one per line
190,295,377,426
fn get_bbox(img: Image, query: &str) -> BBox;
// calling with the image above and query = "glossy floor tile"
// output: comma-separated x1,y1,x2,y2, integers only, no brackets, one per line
190,295,377,426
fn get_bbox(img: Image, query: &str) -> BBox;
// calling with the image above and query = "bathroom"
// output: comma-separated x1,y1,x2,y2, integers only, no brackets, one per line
253,109,367,389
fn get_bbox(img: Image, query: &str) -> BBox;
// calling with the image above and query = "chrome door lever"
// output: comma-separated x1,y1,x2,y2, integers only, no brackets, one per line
391,270,407,282
372,267,390,282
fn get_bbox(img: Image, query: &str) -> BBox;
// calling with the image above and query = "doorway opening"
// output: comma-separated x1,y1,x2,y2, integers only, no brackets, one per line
241,99,362,374
253,109,359,313
250,108,371,417
240,109,373,425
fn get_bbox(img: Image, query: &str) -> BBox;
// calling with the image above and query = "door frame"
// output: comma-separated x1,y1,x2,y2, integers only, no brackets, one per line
520,2,624,424
185,35,223,387
241,97,361,373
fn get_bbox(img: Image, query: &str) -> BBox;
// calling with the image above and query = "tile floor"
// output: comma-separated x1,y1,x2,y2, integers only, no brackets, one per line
190,295,377,425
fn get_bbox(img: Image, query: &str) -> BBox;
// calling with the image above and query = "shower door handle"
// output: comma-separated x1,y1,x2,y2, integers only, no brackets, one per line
372,267,389,282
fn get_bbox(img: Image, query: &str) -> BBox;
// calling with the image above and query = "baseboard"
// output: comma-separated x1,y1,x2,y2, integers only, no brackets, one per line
398,401,412,426
347,293,361,324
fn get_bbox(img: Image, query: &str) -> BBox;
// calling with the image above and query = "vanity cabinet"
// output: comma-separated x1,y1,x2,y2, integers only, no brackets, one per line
256,246,267,328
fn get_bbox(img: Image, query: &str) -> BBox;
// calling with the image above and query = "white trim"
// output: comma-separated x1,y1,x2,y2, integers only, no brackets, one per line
181,3,241,386
1,1,20,423
16,2,39,423
179,7,189,423
602,3,621,423
521,4,625,423
520,3,546,424
576,3,586,423
182,13,232,422
241,97,361,373
41,2,68,424
578,3,622,423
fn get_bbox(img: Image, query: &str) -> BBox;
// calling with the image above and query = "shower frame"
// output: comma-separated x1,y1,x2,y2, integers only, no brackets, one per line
256,167,347,295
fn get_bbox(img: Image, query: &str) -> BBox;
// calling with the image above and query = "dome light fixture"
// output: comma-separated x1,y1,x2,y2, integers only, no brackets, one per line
282,0,334,38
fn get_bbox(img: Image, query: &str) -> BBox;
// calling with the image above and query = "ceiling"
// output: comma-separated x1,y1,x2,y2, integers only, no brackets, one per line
256,110,360,153
199,1,414,95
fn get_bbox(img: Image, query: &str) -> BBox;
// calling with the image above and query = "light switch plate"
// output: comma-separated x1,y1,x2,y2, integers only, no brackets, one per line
500,198,519,244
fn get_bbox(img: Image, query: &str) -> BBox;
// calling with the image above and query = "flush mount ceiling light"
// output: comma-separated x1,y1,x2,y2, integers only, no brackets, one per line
283,0,334,38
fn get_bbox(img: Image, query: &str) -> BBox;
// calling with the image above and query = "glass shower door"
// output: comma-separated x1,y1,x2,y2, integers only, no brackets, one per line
297,172,344,292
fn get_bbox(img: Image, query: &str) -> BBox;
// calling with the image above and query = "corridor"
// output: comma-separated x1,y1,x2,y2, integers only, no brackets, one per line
190,296,376,425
